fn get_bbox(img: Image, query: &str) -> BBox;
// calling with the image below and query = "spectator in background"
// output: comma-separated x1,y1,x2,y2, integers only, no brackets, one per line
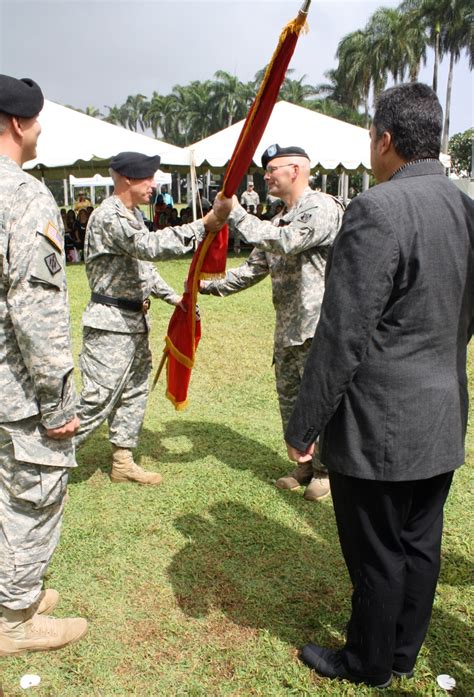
180,207,192,224
236,184,261,254
65,209,76,235
72,208,88,255
240,181,260,210
161,185,173,207
74,190,91,212
153,195,167,230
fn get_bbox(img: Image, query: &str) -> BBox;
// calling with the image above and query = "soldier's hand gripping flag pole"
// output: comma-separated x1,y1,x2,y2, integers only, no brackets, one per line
154,0,312,409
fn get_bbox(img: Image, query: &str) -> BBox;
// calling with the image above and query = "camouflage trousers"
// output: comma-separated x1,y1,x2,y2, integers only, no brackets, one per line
274,339,326,473
75,328,152,450
0,415,75,610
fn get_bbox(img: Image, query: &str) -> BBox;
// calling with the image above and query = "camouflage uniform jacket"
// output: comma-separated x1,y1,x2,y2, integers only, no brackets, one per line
0,155,77,428
203,187,344,349
82,195,206,334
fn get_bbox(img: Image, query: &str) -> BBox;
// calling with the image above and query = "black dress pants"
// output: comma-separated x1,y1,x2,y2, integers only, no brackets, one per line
329,469,454,684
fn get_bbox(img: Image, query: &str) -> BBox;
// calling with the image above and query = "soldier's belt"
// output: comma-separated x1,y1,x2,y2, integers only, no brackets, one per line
91,292,151,313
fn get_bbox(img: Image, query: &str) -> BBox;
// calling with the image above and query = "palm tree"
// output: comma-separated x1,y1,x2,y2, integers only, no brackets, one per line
400,0,446,92
253,65,297,93
367,8,409,84
279,74,318,105
211,71,254,128
124,94,149,132
144,91,166,138
168,81,216,145
335,30,375,126
399,7,428,81
440,0,473,151
308,97,368,127
158,94,183,145
84,105,103,118
103,104,129,128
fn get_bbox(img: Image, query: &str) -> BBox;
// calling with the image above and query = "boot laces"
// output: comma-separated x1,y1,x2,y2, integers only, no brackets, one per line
29,615,60,637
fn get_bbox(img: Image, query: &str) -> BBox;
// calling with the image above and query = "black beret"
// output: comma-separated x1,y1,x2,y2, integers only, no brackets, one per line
0,75,44,118
109,151,161,179
261,143,310,170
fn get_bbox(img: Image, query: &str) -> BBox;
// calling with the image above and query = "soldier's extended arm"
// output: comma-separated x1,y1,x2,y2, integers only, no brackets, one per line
199,248,269,297
117,218,206,261
149,266,181,306
229,198,342,256
7,192,77,430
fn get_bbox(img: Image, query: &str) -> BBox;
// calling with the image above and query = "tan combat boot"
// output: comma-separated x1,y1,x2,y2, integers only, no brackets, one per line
110,447,162,485
304,472,331,501
275,460,314,490
36,589,59,615
0,606,88,656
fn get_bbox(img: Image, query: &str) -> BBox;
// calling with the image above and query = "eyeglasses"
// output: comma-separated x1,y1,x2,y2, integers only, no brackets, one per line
265,163,297,174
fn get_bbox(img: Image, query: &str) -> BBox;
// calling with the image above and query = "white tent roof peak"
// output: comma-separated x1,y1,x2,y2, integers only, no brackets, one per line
188,100,371,171
24,99,189,173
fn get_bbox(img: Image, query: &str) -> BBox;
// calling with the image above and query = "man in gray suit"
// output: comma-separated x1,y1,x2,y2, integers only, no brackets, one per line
285,83,473,688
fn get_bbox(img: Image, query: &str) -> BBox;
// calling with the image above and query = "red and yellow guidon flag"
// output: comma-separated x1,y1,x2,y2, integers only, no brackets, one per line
156,0,311,409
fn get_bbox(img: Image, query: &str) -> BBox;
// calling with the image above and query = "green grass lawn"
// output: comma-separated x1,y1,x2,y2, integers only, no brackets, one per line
1,257,472,696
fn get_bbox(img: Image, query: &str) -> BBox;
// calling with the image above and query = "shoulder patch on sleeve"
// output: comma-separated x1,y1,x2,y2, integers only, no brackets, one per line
41,221,63,252
30,234,65,289
44,252,62,276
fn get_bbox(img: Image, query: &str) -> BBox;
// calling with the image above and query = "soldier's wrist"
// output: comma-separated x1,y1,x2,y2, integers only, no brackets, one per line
41,404,77,430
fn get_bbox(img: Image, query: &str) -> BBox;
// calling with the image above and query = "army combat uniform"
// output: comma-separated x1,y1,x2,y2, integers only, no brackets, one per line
0,155,77,610
75,195,206,450
201,186,344,456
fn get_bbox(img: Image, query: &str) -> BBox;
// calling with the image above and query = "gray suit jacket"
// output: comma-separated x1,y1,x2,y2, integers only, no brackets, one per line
285,160,473,481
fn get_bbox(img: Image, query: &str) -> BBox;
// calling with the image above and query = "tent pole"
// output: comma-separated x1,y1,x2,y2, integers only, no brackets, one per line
362,170,370,191
177,172,181,204
343,172,349,205
190,152,197,221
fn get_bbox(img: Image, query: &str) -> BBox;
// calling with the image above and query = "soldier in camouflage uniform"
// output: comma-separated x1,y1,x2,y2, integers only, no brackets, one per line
75,151,222,484
0,75,87,655
202,144,344,501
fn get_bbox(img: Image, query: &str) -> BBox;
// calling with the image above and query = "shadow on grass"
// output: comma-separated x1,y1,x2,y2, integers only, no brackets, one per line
167,501,474,691
71,419,473,689
71,418,290,486
144,419,290,481
70,428,113,483
167,501,345,648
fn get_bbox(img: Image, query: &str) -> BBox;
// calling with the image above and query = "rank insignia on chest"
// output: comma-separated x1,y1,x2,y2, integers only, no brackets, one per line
299,212,312,223
43,221,63,251
44,252,62,276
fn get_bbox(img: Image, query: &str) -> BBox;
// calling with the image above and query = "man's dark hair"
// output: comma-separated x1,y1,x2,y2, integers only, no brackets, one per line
373,83,442,160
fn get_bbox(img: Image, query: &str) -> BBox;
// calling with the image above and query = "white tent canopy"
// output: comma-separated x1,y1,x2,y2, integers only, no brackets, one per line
70,171,171,189
24,100,189,177
69,172,172,206
188,101,371,172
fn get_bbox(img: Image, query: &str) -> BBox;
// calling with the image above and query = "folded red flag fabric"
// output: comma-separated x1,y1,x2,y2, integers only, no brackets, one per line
156,1,311,409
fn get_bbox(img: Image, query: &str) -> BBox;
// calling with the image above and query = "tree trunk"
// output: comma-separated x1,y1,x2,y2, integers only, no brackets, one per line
433,29,440,93
364,91,369,129
442,51,455,154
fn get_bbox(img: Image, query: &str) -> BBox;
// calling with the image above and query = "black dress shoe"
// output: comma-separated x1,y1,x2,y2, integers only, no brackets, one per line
300,643,392,689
